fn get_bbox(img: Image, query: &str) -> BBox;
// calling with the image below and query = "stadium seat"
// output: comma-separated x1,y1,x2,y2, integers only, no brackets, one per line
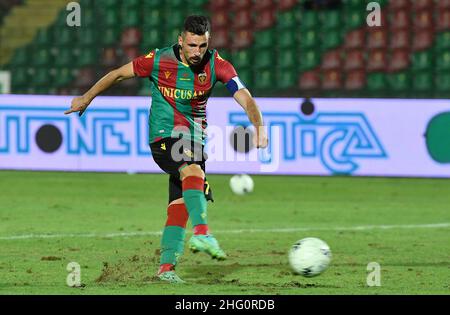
253,69,273,90
277,0,298,11
211,11,228,30
143,9,163,28
276,67,297,89
236,67,253,88
390,10,410,30
121,28,142,48
254,50,273,69
389,29,410,50
389,49,410,72
389,0,411,11
412,71,434,92
344,29,365,50
77,28,97,47
345,70,366,90
299,30,319,49
76,49,97,67
277,31,297,49
413,0,435,11
436,72,450,92
101,48,118,68
366,73,386,92
299,71,321,90
234,10,253,30
367,30,388,50
30,67,50,87
276,10,299,29
209,28,228,49
231,30,253,49
436,31,450,52
322,70,342,90
121,9,141,28
321,50,342,71
34,28,52,47
278,49,296,69
344,49,365,71
254,0,275,11
321,11,341,30
298,49,320,71
53,48,72,67
367,50,387,72
232,0,252,11
254,29,275,49
321,30,342,50
300,11,319,30
8,48,28,67
437,0,450,10
11,67,28,88
207,0,227,10
53,27,75,46
413,10,434,30
34,48,50,67
387,72,411,93
345,10,365,30
411,50,434,72
437,51,450,71
254,9,276,31
232,49,252,69
412,30,434,51
437,9,450,31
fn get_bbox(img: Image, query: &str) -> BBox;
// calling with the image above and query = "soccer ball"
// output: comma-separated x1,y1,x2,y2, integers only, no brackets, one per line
229,174,254,195
288,237,332,277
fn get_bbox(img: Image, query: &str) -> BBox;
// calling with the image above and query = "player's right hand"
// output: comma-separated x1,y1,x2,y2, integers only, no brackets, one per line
64,96,90,116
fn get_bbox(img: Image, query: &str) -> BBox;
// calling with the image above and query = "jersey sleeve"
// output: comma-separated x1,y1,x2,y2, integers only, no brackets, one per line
214,51,247,95
215,51,238,84
132,50,156,78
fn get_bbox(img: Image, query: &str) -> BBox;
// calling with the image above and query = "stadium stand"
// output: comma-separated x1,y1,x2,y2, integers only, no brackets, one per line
0,0,449,98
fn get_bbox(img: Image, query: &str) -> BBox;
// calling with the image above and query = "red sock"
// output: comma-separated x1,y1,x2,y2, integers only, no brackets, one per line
158,263,174,275
194,224,209,235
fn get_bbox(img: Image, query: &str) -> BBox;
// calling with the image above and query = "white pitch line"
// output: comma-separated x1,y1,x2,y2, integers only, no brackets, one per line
0,223,449,241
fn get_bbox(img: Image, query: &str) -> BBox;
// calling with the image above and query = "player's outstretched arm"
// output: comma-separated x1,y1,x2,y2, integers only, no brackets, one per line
233,88,268,149
64,62,136,116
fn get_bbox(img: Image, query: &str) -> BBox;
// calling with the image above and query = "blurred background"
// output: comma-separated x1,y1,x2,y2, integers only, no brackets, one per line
0,0,449,98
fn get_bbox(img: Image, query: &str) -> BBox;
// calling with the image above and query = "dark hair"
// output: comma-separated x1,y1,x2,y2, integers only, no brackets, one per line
183,15,210,35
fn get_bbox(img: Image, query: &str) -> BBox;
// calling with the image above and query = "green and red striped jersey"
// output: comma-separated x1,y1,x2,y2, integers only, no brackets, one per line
133,44,239,145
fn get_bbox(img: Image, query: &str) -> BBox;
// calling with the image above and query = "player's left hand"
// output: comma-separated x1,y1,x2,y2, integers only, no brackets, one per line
254,126,268,149
64,95,91,116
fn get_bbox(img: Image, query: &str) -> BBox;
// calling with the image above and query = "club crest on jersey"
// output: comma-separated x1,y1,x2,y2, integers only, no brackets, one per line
198,71,207,85
164,71,172,79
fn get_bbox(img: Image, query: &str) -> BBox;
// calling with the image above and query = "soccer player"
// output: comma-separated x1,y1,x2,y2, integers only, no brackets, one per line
64,15,268,283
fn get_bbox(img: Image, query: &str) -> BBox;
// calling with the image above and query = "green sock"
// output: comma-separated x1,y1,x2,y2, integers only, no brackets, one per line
182,189,207,226
160,226,186,265
182,176,208,227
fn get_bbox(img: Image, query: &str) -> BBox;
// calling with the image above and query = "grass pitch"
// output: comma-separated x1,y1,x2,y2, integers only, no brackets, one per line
0,171,449,295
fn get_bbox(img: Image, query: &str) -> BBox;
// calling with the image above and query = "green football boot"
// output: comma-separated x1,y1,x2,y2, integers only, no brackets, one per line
188,234,227,260
157,271,186,284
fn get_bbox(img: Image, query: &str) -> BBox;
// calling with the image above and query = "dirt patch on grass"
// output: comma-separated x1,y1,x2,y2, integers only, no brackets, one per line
41,256,62,261
95,255,158,284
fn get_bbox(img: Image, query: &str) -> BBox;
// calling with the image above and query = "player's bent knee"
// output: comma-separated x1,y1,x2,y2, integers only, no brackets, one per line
180,164,204,180
169,198,184,207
